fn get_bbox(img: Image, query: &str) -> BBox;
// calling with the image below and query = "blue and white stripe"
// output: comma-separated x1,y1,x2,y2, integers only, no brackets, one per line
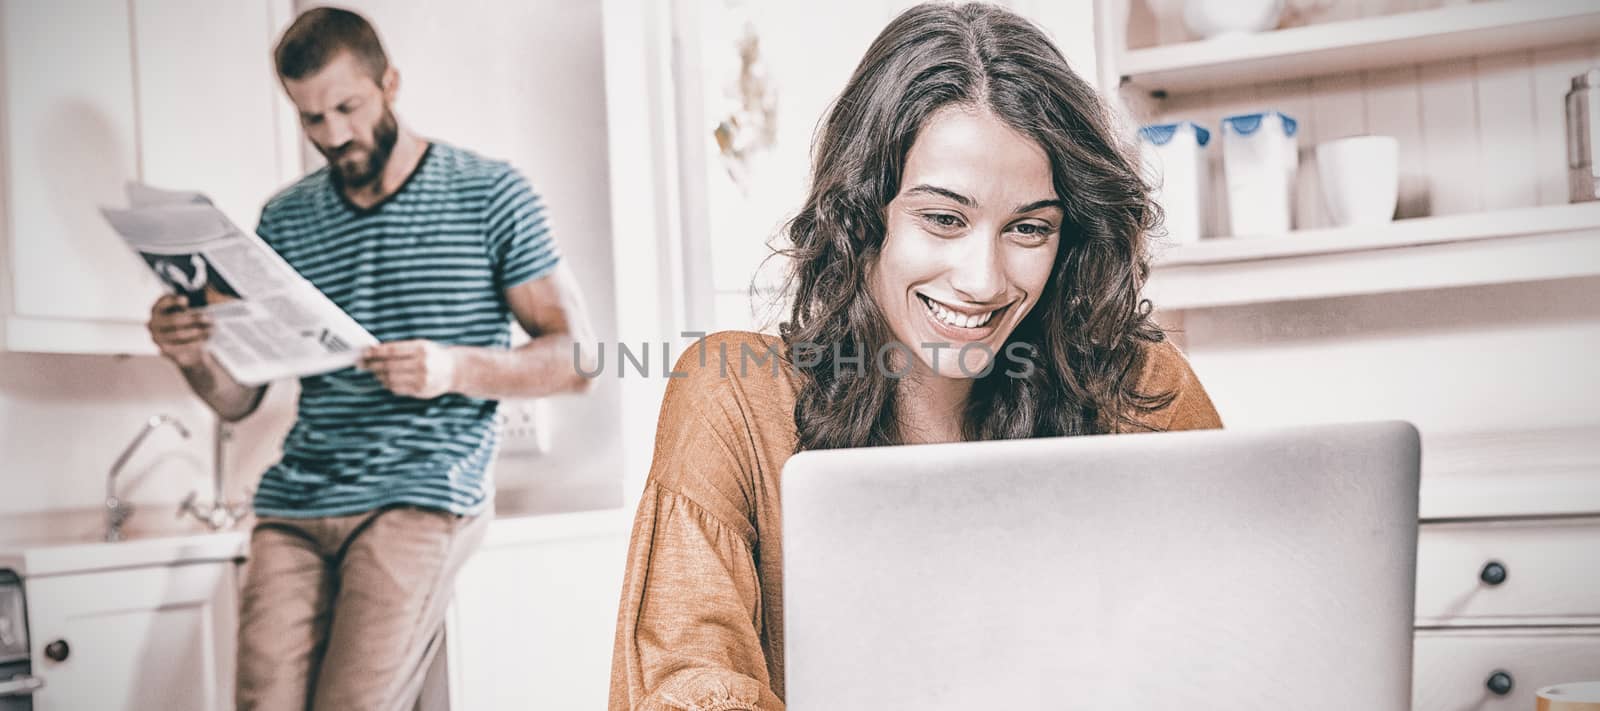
252,142,558,518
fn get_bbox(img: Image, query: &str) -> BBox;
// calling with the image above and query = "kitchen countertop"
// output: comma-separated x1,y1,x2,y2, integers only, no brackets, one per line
0,489,628,578
0,528,249,577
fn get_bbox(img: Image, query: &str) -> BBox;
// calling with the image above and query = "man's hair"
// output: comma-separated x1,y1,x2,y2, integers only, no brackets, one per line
274,7,389,82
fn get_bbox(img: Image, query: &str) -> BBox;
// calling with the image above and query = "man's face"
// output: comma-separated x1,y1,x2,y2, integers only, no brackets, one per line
282,51,398,188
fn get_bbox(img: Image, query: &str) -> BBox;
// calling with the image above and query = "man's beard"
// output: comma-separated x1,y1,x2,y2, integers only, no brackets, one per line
324,107,399,189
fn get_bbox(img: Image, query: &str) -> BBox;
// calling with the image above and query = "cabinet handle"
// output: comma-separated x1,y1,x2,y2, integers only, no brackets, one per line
1486,670,1514,696
1479,560,1508,586
43,639,68,662
0,674,44,697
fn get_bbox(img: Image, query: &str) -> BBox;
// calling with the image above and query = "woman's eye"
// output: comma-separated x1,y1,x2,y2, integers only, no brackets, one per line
1009,223,1056,243
922,213,965,230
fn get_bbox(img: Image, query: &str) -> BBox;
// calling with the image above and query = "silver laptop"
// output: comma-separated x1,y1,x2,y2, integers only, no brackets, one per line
781,421,1420,710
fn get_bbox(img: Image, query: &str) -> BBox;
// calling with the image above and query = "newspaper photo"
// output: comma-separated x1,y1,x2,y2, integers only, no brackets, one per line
100,182,378,386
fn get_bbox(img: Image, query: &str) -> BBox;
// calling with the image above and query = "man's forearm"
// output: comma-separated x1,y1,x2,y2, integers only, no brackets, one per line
449,333,593,400
181,354,266,421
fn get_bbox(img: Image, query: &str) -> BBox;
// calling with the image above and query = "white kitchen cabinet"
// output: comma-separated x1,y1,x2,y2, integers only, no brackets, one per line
0,0,154,353
433,511,629,710
24,561,240,711
1086,3,1600,708
1112,0,1600,308
131,0,299,249
1414,628,1600,711
1415,517,1600,627
0,0,299,356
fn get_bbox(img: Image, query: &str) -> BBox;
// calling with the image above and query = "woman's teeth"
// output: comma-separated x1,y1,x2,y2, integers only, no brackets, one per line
921,294,995,329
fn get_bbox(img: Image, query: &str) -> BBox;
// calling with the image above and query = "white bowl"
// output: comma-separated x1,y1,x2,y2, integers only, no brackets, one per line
1183,0,1284,39
1316,135,1399,228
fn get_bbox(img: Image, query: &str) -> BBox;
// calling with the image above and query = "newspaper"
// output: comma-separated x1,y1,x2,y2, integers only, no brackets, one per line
100,182,378,386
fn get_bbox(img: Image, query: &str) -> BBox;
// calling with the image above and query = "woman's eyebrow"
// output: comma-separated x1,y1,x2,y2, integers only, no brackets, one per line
1013,198,1064,214
904,184,975,207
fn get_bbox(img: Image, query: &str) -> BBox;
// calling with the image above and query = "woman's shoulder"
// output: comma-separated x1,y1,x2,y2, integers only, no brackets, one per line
666,330,798,405
1136,337,1191,384
656,329,800,453
1131,337,1223,431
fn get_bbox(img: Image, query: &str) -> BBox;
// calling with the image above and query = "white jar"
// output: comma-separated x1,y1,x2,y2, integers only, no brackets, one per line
1221,111,1299,237
1139,121,1212,246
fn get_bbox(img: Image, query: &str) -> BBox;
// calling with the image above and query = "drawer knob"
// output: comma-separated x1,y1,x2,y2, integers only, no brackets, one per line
1486,670,1514,696
1479,561,1507,586
43,639,69,662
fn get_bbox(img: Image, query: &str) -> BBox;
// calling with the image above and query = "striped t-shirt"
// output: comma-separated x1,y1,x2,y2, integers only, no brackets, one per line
252,142,558,518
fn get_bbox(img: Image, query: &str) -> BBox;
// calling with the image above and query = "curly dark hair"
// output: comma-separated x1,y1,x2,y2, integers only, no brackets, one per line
777,1,1175,452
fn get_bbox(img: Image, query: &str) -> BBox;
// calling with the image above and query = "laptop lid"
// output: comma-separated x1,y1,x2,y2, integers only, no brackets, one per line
781,421,1420,710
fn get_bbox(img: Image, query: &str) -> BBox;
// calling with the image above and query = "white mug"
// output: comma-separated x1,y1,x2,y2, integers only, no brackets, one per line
1539,681,1600,711
1316,135,1399,228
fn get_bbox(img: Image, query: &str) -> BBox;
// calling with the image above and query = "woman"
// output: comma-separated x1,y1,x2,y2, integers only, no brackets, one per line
610,4,1221,709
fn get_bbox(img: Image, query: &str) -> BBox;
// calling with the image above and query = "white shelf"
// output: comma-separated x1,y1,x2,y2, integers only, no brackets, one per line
1156,202,1600,265
1147,202,1600,309
1118,0,1600,94
4,315,157,356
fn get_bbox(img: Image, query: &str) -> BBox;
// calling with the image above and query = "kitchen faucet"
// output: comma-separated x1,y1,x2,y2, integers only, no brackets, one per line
176,419,251,532
105,414,192,542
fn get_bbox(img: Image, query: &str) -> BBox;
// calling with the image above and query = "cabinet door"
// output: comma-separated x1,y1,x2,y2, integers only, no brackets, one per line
25,562,239,711
1,0,297,354
131,0,294,237
0,0,162,329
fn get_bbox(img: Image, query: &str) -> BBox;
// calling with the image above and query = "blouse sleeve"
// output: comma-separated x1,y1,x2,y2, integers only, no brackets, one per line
610,346,786,711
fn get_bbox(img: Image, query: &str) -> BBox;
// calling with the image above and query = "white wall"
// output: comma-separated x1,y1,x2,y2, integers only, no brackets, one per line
313,0,623,513
0,350,301,537
0,0,620,531
1172,271,1600,518
1179,276,1600,434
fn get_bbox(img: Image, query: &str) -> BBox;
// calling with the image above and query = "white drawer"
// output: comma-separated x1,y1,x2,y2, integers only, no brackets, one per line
1413,628,1600,711
1415,517,1600,626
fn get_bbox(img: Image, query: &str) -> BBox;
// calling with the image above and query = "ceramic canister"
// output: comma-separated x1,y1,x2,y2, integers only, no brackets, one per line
1220,111,1299,237
1139,121,1212,245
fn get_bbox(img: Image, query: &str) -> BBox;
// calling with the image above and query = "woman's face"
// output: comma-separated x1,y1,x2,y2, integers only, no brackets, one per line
871,104,1062,380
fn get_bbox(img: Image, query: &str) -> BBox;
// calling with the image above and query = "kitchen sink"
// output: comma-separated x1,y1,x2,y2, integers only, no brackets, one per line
0,508,248,577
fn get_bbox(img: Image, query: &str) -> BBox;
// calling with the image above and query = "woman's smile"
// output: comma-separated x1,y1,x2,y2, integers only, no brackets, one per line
915,291,1012,342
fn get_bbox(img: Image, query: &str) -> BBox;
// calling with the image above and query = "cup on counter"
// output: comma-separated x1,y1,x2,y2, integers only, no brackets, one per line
1316,135,1399,228
1139,120,1211,246
1220,111,1298,237
1539,681,1600,711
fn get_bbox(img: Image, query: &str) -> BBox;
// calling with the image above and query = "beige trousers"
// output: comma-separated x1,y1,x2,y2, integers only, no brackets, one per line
236,504,489,711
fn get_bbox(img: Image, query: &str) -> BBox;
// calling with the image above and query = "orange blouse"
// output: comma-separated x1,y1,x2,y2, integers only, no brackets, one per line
609,330,1223,710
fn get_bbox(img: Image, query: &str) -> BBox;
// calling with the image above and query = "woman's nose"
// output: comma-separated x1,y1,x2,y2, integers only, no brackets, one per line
947,234,1006,304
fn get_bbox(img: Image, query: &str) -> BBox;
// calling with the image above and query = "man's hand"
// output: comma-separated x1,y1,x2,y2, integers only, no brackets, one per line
147,294,211,369
360,340,459,399
147,293,265,421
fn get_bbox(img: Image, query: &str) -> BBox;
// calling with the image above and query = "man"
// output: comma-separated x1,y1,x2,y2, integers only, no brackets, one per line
145,8,596,710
